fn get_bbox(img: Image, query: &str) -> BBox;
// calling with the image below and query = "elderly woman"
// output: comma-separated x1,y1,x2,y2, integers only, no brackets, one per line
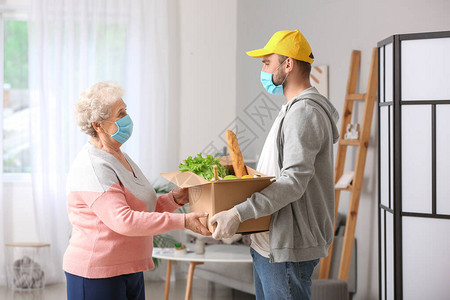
63,81,210,300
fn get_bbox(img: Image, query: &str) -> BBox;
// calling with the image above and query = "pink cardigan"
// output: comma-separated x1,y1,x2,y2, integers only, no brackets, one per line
63,143,184,278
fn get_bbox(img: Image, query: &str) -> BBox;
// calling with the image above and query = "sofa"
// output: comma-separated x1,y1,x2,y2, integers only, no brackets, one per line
193,213,357,300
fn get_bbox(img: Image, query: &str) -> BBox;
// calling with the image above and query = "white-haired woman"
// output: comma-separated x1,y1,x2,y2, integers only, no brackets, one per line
63,81,210,300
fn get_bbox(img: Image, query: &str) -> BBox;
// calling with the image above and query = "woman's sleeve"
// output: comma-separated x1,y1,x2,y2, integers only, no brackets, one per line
155,191,182,213
90,182,185,236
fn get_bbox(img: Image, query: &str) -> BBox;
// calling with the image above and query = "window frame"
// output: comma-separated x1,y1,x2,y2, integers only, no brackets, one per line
1,4,31,182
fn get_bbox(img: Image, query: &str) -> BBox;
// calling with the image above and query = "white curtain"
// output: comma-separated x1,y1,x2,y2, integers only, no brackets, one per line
0,113,4,286
28,0,170,283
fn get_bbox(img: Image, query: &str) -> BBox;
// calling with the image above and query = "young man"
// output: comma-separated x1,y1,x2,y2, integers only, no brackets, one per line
210,29,340,299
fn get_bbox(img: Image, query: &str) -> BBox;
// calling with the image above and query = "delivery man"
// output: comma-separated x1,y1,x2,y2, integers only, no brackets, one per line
210,29,340,300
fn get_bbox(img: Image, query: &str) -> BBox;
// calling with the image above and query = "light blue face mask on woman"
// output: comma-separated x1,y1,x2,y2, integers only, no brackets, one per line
104,114,133,144
260,59,288,95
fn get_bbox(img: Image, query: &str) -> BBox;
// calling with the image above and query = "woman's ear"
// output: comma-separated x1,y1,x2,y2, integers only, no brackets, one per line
92,122,102,134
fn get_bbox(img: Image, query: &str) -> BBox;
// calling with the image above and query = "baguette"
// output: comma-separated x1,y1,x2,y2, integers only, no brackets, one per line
226,130,248,177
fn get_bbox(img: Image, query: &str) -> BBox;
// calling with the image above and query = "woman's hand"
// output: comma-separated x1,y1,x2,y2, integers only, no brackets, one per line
172,187,189,205
185,212,211,236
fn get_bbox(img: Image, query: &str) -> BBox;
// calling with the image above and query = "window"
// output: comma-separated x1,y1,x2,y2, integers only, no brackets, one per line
1,8,128,176
2,17,30,173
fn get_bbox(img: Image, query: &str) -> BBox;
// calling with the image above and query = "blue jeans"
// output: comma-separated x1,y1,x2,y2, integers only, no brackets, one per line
65,272,145,300
251,248,319,300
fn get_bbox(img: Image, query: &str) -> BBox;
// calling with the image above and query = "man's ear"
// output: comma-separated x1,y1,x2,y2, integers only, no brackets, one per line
285,57,295,73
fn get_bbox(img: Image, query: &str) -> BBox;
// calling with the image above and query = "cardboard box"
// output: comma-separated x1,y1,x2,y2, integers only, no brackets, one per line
161,156,274,234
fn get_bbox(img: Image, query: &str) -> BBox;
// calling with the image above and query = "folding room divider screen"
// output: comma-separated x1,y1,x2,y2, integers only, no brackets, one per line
377,31,450,300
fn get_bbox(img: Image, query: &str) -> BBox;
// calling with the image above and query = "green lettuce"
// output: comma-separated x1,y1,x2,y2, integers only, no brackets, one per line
179,153,229,180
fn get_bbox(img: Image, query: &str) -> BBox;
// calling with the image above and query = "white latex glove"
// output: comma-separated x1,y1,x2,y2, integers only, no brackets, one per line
209,207,242,240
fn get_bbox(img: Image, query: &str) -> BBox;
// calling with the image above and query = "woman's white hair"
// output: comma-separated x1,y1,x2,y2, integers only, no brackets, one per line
75,81,125,137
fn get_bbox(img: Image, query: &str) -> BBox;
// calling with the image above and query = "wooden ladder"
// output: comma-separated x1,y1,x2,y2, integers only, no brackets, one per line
318,48,378,281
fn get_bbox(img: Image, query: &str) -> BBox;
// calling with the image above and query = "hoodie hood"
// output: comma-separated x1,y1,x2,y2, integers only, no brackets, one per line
288,87,340,143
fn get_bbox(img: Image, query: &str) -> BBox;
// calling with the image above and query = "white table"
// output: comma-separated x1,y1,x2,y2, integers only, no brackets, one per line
153,243,252,300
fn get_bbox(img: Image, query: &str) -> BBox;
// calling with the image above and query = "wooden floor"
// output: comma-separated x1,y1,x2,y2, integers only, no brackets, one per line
0,277,256,300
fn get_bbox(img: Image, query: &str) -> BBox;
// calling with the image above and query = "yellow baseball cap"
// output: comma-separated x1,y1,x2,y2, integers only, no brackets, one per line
246,29,314,64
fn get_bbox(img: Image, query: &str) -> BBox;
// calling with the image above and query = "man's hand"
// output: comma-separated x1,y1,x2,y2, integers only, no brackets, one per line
209,207,241,239
172,187,189,205
185,212,211,236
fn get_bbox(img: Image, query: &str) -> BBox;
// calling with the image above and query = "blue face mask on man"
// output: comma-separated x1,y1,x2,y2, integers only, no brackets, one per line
103,114,133,144
260,59,289,95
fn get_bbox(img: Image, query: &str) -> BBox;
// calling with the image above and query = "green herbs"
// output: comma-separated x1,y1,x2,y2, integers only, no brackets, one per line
179,153,229,180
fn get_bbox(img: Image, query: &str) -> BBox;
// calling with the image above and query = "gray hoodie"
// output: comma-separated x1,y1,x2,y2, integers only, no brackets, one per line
236,87,339,263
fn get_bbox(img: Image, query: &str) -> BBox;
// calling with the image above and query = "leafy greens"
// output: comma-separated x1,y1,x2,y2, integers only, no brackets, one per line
179,153,229,180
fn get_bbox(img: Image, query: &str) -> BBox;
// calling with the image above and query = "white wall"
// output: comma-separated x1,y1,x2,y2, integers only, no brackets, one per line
3,179,37,243
177,0,237,162
166,0,182,170
235,1,450,300
0,0,28,5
